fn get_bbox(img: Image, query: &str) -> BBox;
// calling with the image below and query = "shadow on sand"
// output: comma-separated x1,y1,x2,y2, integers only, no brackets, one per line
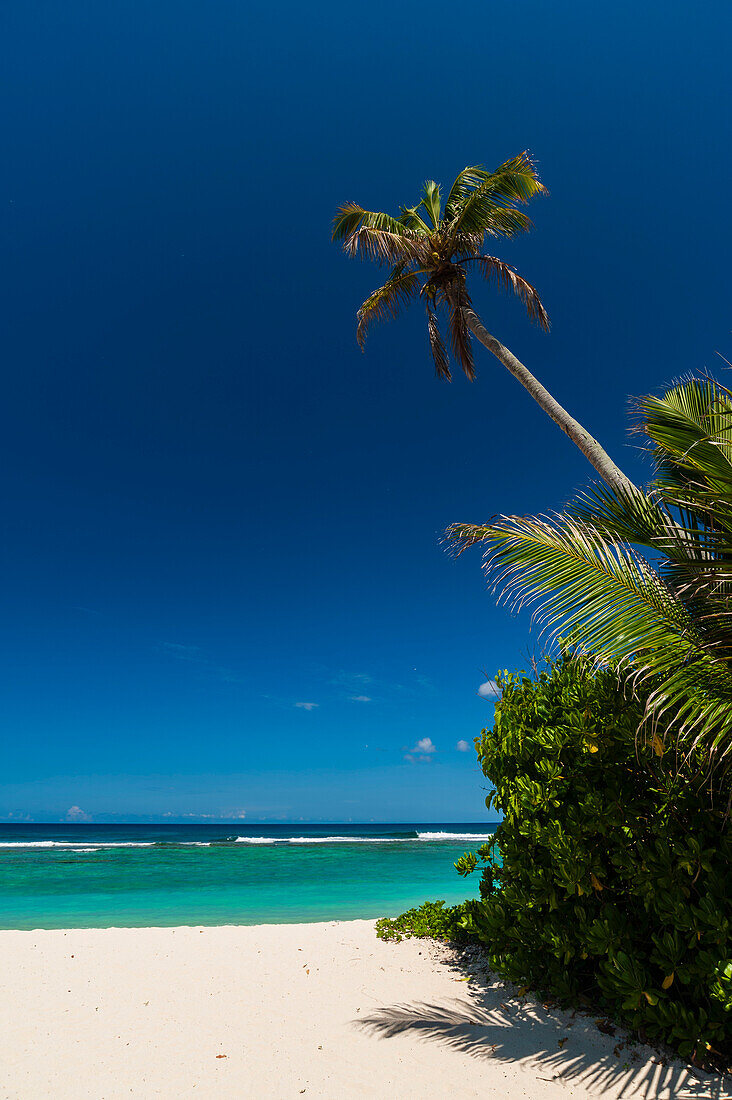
354,946,729,1099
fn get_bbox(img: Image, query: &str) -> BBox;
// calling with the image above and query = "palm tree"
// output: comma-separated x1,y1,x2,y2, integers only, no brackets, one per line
333,152,633,494
447,376,732,766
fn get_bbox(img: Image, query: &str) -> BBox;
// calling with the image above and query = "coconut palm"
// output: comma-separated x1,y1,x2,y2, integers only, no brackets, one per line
333,152,633,494
447,376,732,766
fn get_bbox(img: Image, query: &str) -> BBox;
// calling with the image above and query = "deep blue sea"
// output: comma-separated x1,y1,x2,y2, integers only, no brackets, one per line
0,822,496,929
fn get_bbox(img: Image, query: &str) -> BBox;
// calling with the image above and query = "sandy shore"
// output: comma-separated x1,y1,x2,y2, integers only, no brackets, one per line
0,919,726,1099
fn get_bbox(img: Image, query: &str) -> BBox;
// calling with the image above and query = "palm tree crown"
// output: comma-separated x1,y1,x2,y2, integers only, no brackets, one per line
332,152,549,381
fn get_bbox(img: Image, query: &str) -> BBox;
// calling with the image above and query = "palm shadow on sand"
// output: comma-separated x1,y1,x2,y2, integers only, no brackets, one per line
353,949,729,1099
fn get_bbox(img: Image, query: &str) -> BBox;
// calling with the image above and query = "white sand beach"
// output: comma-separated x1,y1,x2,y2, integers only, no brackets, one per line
0,919,726,1100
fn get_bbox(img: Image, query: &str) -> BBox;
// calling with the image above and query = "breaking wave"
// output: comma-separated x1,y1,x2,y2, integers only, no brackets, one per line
0,830,494,851
232,830,495,845
0,841,157,849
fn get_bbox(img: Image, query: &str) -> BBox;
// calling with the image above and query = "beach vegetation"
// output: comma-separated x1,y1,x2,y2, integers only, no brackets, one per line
375,899,473,944
456,655,731,1069
333,153,632,494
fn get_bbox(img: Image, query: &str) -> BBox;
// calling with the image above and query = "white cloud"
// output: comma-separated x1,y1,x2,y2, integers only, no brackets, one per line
64,805,92,823
350,695,371,703
404,737,436,763
478,680,501,699
294,701,319,711
456,739,471,752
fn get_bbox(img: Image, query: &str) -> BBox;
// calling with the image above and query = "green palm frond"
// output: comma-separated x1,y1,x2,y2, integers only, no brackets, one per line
449,513,693,647
568,482,670,546
641,377,732,472
420,180,442,229
447,510,732,760
455,204,534,239
443,165,492,213
445,152,546,234
444,153,546,221
566,483,715,571
355,269,422,350
460,255,550,330
567,483,732,640
399,204,433,234
639,378,732,520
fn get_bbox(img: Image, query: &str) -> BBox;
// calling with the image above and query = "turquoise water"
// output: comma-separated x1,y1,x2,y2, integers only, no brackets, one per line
0,823,495,929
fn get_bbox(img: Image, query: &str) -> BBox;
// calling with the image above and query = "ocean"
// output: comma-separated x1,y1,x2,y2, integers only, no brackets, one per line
0,822,496,929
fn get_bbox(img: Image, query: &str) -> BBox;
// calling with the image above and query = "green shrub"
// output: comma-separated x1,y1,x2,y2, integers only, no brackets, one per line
376,899,474,943
458,655,732,1068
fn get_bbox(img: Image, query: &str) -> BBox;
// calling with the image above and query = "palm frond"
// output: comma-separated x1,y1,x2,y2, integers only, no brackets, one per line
446,513,732,760
332,204,411,241
399,204,432,234
639,378,732,515
449,232,489,261
459,205,534,239
567,481,732,656
332,204,428,264
460,255,550,330
445,152,546,235
426,307,450,380
349,228,426,265
568,482,690,556
444,165,492,213
448,513,693,647
445,283,475,381
444,154,545,216
355,269,422,350
568,481,732,573
420,180,442,229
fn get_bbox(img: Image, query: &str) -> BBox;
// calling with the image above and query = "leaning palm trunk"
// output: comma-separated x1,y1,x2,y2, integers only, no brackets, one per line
462,307,634,494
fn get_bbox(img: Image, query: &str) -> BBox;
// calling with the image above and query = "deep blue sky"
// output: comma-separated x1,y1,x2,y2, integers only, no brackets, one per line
1,0,730,822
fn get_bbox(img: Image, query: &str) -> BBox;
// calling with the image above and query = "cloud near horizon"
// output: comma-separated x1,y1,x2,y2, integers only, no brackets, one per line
294,701,319,711
64,805,92,822
350,695,371,703
478,680,501,699
456,739,471,752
